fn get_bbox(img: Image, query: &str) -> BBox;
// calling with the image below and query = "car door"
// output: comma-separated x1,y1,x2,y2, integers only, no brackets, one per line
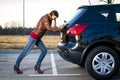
108,6,120,42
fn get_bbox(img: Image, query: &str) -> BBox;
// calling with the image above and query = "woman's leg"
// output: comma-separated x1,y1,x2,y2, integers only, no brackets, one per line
15,36,37,67
35,40,47,67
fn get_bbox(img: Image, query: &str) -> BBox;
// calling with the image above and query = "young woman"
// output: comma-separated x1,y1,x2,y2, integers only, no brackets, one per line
14,10,62,74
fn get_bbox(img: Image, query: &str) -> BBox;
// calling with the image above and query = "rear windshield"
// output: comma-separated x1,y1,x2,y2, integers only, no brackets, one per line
67,9,87,27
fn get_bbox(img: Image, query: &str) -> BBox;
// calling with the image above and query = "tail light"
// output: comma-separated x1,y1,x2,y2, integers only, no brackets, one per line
67,24,87,35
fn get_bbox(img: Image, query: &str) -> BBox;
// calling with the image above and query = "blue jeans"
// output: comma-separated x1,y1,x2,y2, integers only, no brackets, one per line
15,36,47,67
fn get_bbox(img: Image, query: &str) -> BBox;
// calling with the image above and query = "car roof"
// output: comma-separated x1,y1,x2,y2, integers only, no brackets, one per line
78,4,120,10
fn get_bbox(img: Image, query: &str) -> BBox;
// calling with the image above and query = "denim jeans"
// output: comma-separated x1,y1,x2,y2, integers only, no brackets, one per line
15,36,47,67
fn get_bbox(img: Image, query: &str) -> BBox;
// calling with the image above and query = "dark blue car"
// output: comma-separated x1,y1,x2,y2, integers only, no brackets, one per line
57,4,120,79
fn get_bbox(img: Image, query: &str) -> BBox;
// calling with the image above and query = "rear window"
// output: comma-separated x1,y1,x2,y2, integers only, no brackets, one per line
67,9,87,27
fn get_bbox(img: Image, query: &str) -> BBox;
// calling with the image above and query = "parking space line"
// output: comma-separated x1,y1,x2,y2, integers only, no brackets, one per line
28,74,81,77
28,53,82,77
51,53,58,75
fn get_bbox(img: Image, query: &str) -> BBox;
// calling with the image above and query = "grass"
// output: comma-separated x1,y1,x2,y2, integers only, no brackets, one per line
0,35,60,49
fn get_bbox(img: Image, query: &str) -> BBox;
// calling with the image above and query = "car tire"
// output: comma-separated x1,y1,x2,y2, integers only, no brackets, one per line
77,64,84,68
85,46,119,80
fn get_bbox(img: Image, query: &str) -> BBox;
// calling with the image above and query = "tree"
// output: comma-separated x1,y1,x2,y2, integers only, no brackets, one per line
88,0,92,5
100,0,115,4
4,21,21,28
88,0,115,5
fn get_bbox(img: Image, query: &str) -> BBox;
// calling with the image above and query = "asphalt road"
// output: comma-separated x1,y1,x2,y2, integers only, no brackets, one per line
0,49,120,80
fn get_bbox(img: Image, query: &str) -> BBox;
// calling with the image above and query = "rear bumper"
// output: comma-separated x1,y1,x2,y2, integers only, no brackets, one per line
57,42,82,64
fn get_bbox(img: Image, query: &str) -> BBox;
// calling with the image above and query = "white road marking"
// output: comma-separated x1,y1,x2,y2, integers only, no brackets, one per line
28,53,81,77
51,53,58,75
28,74,81,77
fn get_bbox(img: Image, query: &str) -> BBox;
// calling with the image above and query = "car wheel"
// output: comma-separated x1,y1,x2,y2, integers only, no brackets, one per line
85,46,119,80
